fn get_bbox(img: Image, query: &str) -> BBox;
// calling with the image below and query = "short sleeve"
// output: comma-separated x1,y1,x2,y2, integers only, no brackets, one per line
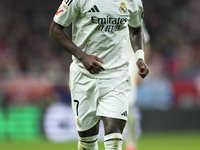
129,1,144,28
53,0,80,27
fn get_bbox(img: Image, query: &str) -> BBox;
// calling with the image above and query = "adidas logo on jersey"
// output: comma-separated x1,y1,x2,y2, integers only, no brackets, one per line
88,5,100,12
63,0,73,6
121,111,127,117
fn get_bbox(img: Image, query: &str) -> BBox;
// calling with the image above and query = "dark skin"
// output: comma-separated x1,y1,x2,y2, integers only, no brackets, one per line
49,21,149,137
49,21,105,75
77,117,126,137
128,25,149,78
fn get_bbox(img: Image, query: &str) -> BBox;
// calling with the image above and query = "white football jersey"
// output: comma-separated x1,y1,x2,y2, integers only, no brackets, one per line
54,0,143,78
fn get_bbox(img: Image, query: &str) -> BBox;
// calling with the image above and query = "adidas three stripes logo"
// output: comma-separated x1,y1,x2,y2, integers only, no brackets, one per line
63,0,73,6
121,111,127,117
88,5,100,12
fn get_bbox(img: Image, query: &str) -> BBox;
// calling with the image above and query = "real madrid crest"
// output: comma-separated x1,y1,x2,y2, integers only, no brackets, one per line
119,2,127,14
77,118,81,127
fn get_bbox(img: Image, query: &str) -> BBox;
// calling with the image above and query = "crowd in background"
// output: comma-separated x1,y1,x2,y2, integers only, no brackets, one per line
144,0,200,79
136,0,200,110
0,0,200,109
0,0,71,78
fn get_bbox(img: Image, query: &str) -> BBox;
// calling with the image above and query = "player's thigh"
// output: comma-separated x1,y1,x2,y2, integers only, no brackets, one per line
70,66,100,133
101,117,126,135
78,120,100,137
97,75,131,122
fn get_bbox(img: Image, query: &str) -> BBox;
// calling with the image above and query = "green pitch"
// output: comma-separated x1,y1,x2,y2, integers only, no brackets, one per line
1,132,200,150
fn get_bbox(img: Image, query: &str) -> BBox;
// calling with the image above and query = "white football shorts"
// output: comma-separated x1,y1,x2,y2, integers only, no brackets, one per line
69,64,131,131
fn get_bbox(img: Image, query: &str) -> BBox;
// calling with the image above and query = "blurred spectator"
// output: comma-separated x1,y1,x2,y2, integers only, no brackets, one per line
136,54,173,110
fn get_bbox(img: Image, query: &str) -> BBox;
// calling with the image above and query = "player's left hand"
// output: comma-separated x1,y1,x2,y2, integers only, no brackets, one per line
136,59,149,79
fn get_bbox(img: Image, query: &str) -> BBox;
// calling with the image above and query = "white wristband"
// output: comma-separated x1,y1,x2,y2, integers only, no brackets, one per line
135,49,144,60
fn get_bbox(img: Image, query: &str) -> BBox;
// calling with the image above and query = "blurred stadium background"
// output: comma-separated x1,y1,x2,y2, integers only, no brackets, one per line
0,0,200,149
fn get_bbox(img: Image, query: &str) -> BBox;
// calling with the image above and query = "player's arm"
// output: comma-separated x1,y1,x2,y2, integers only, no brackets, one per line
49,21,105,74
128,25,149,79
